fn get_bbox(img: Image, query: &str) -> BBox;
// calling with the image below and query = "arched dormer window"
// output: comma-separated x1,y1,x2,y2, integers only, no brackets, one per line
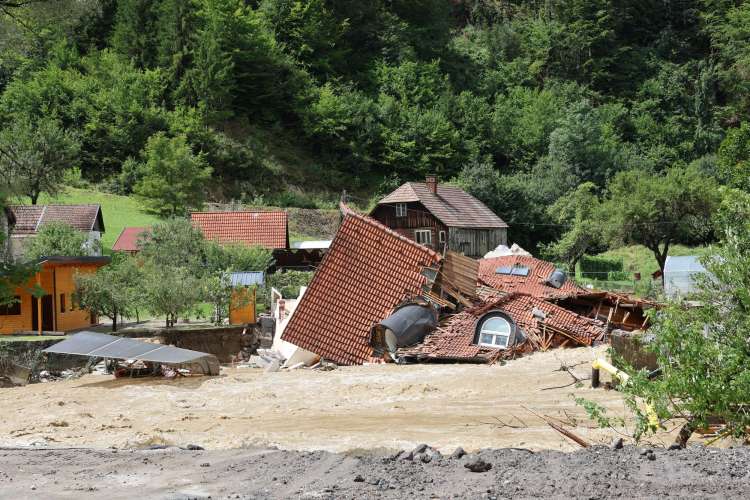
475,313,514,349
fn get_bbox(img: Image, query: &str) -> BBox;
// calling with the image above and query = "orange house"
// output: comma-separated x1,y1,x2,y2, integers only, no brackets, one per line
0,256,110,335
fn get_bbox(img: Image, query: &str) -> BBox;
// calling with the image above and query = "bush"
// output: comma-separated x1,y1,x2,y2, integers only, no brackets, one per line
578,255,624,280
266,270,314,299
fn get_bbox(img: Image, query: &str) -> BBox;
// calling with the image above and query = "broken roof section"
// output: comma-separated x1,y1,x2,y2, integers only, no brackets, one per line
402,293,606,363
479,255,586,299
43,331,219,375
281,205,442,365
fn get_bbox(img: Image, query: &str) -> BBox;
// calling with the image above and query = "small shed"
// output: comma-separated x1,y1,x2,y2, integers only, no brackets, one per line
229,272,264,325
664,256,708,298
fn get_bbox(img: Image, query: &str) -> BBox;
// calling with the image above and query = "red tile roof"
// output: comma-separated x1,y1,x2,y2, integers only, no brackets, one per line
281,206,442,365
478,255,587,299
403,293,605,362
190,211,288,249
9,205,104,235
112,227,148,252
377,182,507,228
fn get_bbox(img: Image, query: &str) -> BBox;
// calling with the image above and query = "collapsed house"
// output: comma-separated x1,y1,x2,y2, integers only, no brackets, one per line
401,292,606,363
275,207,656,366
280,205,443,365
479,254,655,332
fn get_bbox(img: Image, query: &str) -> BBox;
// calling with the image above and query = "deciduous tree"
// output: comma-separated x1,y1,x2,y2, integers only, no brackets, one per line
0,119,80,204
25,221,97,261
601,165,721,278
133,133,212,217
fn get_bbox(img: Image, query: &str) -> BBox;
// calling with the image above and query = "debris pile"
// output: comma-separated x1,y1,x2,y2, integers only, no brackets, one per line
260,206,656,367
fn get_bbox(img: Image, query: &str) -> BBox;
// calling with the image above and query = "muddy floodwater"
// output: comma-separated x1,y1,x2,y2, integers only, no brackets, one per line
0,347,677,452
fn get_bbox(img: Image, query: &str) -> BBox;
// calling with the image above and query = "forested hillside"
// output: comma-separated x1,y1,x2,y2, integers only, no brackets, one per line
1,1,749,254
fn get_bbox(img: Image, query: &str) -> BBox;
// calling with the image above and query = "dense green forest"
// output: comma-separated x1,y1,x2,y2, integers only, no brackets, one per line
1,0,749,254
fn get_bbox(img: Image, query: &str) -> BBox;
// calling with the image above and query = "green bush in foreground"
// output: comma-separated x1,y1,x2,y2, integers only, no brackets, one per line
593,188,750,444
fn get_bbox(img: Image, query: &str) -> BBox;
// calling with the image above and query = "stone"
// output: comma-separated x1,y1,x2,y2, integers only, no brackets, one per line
610,438,624,450
398,450,414,461
412,444,429,454
464,457,492,473
353,475,364,483
450,447,466,459
647,452,656,461
184,444,204,451
419,453,432,464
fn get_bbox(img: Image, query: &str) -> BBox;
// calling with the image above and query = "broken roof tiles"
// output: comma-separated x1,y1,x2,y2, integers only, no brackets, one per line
190,211,289,250
478,255,587,299
403,293,605,363
9,205,104,235
281,206,442,365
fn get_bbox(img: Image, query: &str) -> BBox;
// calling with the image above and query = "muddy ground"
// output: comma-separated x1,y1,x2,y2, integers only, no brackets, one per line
0,347,683,451
2,444,748,499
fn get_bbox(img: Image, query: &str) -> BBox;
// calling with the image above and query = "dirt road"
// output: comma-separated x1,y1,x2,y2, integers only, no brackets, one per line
2,445,748,499
0,347,678,452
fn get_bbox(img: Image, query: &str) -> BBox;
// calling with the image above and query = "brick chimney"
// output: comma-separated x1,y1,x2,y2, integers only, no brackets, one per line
425,175,437,194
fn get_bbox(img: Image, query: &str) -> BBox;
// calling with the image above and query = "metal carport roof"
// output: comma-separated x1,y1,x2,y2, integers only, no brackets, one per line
43,331,220,373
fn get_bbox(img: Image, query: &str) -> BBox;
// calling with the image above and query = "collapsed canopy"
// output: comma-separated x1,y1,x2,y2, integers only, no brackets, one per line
43,331,220,375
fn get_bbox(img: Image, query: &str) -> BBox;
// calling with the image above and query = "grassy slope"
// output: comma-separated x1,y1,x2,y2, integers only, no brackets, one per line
595,244,713,277
39,188,161,252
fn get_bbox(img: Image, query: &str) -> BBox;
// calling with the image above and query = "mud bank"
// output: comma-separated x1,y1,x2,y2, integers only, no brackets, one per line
1,445,748,499
0,347,681,451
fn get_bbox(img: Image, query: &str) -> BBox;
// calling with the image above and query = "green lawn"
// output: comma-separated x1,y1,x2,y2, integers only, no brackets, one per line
39,188,161,253
595,244,713,277
575,244,714,297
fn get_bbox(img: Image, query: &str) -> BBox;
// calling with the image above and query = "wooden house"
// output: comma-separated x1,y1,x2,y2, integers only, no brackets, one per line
370,176,508,258
0,256,110,335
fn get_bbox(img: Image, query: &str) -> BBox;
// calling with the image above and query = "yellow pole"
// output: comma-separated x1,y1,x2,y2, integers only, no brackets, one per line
592,357,659,428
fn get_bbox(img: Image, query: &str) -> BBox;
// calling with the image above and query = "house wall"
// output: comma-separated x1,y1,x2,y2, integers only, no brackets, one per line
229,288,257,325
448,228,507,258
370,202,448,252
0,263,99,335
54,264,97,332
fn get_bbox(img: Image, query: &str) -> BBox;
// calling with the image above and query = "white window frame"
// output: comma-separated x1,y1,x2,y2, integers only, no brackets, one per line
477,316,511,349
395,203,407,217
414,229,432,245
438,230,446,244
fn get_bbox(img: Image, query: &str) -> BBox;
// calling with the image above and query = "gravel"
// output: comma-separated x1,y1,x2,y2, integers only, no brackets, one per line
1,444,748,498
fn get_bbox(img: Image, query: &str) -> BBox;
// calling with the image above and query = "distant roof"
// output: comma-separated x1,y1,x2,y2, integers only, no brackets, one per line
281,205,442,365
112,227,148,252
43,331,218,374
478,255,586,299
664,256,707,273
37,256,111,267
291,240,332,250
9,205,104,235
191,211,288,249
376,182,508,229
402,293,605,362
230,272,265,286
